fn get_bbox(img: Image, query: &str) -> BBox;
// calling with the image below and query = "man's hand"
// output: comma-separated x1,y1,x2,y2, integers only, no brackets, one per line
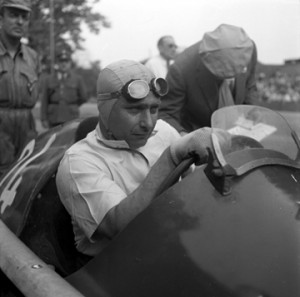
170,127,213,166
170,127,232,167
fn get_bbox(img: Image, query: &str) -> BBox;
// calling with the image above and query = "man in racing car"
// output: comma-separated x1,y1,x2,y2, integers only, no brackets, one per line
56,60,216,256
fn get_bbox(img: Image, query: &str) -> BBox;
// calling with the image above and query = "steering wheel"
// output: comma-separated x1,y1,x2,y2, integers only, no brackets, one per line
154,157,195,197
154,135,264,197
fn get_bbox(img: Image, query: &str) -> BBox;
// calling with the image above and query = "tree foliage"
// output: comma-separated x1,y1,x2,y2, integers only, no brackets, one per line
28,0,110,69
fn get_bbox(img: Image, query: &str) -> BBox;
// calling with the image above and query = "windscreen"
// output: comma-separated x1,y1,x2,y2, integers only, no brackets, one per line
211,105,300,163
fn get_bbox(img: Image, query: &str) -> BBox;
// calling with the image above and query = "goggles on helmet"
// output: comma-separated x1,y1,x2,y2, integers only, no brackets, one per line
98,78,169,101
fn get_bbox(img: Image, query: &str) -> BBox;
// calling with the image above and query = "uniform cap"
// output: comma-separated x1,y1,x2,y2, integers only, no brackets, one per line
199,24,254,78
97,59,155,129
56,49,71,62
0,0,31,12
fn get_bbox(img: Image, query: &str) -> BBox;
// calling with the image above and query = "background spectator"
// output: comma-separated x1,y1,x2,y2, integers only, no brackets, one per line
145,35,178,78
0,0,39,170
40,49,87,128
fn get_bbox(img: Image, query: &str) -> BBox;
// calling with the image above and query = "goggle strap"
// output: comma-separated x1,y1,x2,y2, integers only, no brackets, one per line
97,91,121,101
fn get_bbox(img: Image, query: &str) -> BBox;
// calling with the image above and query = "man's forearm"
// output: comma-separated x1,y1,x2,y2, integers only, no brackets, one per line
93,148,177,240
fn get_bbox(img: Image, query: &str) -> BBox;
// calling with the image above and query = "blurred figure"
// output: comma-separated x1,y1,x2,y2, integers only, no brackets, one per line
159,24,258,134
40,49,87,128
145,35,177,78
0,0,39,171
257,71,300,103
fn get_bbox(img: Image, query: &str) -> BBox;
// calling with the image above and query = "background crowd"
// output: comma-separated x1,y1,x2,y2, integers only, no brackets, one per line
256,70,300,103
33,49,300,133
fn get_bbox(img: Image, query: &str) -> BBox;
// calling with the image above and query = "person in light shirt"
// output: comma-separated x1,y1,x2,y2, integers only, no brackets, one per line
56,59,217,256
145,35,178,78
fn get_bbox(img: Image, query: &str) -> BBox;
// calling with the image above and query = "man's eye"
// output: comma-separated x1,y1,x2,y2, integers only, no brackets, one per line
150,107,159,114
22,14,29,20
128,107,140,114
9,12,29,20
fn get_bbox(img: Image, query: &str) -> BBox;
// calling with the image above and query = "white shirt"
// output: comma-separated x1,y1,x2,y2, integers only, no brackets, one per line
145,55,171,78
56,119,180,255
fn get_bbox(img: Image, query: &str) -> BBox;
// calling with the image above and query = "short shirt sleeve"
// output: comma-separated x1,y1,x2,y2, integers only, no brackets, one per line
56,152,127,240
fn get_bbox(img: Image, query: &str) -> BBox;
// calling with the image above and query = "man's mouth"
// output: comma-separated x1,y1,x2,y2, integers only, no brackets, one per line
133,133,148,138
13,28,23,34
133,132,152,141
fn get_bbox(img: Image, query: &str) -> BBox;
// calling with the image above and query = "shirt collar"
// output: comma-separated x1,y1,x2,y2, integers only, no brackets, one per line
57,70,70,80
20,43,31,61
0,38,29,61
95,124,131,149
95,124,159,161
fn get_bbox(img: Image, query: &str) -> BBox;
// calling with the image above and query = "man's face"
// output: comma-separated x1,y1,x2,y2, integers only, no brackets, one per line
0,7,30,39
108,92,161,149
58,60,71,73
159,37,177,60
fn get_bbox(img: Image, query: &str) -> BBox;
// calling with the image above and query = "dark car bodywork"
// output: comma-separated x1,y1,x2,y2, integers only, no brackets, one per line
0,106,299,297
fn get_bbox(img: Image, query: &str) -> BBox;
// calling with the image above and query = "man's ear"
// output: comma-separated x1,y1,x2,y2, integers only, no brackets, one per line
158,44,164,54
99,116,111,140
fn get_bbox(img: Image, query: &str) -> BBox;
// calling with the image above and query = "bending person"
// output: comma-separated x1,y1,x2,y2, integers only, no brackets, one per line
159,24,258,134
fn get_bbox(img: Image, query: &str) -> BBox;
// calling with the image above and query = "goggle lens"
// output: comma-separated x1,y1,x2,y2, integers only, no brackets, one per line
127,80,150,99
152,78,169,97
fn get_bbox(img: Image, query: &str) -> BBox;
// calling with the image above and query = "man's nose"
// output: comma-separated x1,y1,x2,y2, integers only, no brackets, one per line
140,110,153,129
17,15,25,24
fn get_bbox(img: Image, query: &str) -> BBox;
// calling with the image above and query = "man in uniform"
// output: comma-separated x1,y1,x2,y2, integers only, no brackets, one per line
40,49,87,128
0,0,39,170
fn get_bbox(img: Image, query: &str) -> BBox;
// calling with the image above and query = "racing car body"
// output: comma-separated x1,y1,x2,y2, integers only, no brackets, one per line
0,105,299,297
